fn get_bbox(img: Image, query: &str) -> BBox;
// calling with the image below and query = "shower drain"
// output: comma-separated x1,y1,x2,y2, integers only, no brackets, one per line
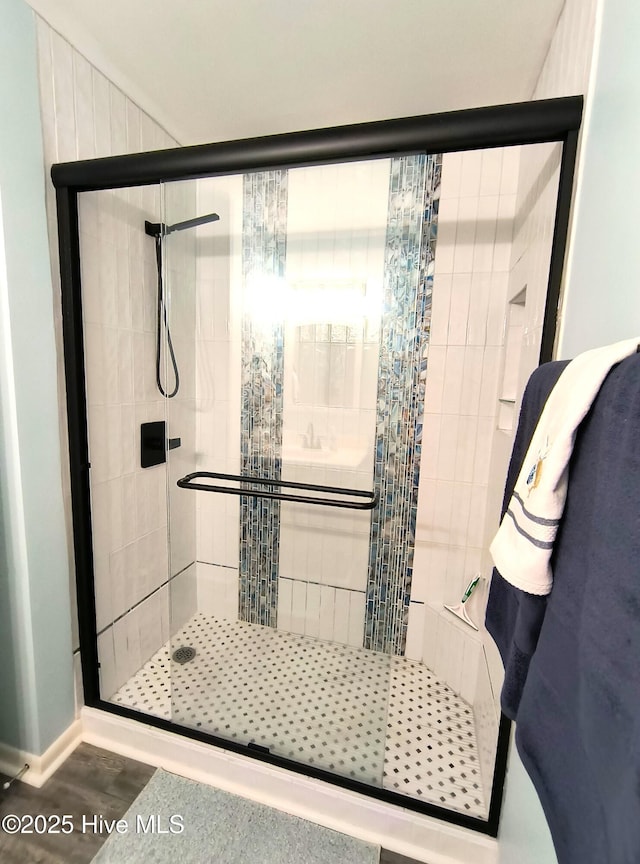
172,646,196,665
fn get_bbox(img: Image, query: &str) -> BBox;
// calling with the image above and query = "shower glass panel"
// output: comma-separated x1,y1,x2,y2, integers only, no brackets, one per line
73,135,565,824
162,163,395,787
78,182,173,716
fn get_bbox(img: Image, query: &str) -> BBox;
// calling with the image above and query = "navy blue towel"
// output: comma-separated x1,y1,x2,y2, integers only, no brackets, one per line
486,360,569,719
487,352,640,864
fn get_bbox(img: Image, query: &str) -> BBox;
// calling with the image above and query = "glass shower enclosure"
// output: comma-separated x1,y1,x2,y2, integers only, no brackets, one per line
54,96,582,835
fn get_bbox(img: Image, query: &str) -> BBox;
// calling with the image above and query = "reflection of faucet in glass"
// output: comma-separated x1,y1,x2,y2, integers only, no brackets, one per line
304,422,322,449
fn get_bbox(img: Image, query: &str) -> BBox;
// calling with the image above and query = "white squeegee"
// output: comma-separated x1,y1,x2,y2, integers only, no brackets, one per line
444,574,481,631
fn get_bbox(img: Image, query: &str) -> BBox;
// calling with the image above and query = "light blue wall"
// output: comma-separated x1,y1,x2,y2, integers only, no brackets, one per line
0,0,74,754
499,733,558,863
559,0,640,357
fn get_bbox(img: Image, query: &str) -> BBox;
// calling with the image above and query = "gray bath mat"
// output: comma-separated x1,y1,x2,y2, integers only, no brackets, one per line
91,769,379,863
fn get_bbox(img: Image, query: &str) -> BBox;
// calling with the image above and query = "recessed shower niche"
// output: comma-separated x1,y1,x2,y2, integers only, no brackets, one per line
54,98,581,834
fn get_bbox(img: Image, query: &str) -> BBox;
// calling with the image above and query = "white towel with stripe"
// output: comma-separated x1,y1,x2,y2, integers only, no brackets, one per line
490,337,640,595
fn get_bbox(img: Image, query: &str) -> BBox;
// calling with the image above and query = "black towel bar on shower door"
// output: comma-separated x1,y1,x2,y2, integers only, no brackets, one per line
176,471,378,510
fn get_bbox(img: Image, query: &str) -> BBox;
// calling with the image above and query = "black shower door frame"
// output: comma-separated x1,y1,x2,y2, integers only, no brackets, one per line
52,95,582,837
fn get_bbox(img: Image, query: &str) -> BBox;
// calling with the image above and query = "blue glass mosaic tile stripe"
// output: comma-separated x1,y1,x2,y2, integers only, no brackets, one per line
239,170,288,627
365,154,442,655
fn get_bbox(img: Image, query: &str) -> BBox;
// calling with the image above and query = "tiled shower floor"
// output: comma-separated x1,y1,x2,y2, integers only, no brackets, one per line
112,613,486,818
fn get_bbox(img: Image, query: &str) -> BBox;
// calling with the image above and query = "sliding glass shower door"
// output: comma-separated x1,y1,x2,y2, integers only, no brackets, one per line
62,98,580,831
78,181,175,718
161,161,401,785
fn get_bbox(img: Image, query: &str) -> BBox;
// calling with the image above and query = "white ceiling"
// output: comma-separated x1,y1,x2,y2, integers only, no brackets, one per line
28,0,565,146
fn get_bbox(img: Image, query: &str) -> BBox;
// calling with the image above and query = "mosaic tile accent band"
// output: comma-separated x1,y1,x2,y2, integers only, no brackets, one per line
365,154,442,655
239,170,288,626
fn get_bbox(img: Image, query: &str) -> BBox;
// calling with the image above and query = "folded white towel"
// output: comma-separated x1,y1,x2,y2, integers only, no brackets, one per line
490,337,640,595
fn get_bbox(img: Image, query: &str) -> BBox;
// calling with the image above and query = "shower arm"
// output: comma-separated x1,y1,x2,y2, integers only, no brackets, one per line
145,212,220,238
176,471,378,511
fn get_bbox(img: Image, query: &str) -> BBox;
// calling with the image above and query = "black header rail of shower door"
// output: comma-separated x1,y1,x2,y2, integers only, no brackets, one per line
176,471,378,510
51,96,583,191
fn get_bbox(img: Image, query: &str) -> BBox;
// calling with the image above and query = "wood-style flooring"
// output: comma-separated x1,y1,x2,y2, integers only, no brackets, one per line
0,744,155,863
0,743,424,863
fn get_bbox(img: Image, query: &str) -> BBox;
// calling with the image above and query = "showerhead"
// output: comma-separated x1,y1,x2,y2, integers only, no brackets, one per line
145,212,220,237
167,213,220,233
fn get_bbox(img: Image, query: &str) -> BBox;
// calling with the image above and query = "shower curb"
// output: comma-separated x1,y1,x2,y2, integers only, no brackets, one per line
80,706,498,864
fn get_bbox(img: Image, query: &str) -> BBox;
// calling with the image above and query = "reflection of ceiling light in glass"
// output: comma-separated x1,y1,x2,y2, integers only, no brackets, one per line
245,272,289,331
288,278,383,327
245,272,384,329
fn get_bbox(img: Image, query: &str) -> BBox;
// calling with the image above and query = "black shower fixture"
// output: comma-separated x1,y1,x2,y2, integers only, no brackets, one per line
144,212,220,238
146,212,220,398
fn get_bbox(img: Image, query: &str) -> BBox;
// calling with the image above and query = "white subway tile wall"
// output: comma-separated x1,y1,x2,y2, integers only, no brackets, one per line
196,562,239,620
97,581,170,699
35,16,197,702
410,135,566,751
478,0,599,717
405,140,563,742
411,147,519,632
477,146,563,700
277,578,367,648
193,174,243,570
193,163,389,645
531,0,599,102
278,161,389,644
473,646,500,799
78,180,198,694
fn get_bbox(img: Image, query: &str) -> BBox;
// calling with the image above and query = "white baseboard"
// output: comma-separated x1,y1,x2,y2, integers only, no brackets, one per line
0,719,82,789
81,706,497,864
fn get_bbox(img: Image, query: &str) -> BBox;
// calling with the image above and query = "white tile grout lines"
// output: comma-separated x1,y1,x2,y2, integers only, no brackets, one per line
112,613,486,818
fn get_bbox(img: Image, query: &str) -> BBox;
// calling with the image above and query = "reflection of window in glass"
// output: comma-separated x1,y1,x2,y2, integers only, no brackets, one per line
498,286,526,432
288,279,381,408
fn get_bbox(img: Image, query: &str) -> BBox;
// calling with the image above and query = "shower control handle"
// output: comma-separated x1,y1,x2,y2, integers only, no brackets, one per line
140,421,181,468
